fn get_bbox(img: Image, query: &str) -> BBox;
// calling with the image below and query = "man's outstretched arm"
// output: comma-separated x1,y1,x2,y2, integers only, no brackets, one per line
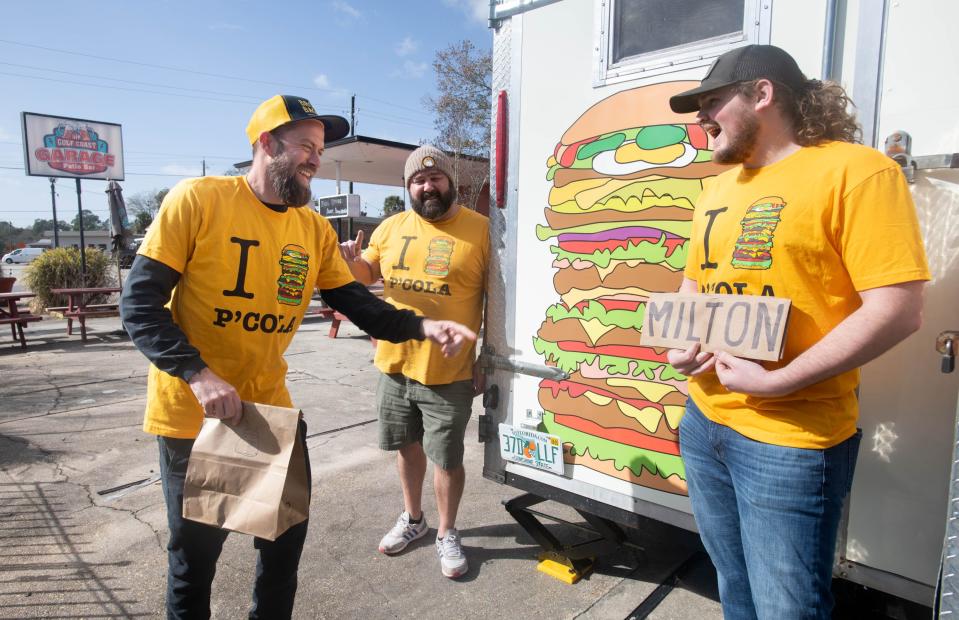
713,280,925,397
320,282,474,357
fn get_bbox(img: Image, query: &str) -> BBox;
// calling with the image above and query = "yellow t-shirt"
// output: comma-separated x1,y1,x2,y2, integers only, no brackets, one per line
684,141,930,448
364,207,489,385
138,175,354,438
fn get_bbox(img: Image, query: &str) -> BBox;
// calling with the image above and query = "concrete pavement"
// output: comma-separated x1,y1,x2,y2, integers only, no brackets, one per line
0,309,726,619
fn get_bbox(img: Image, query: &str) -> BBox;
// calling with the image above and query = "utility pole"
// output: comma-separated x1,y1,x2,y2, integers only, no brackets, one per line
202,159,206,177
49,177,59,248
349,94,355,194
350,94,356,136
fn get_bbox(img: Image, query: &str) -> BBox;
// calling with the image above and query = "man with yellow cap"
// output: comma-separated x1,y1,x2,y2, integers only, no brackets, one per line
120,96,476,618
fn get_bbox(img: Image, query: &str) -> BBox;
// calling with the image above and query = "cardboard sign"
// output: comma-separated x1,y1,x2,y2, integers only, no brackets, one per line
642,293,791,361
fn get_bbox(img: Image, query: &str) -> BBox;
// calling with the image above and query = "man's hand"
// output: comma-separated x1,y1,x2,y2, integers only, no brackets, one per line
338,230,377,284
188,368,243,423
713,351,791,397
338,229,364,263
421,319,477,358
472,359,486,397
666,343,716,377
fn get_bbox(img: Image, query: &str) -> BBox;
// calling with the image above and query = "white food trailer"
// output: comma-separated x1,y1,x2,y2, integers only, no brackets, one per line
478,0,959,609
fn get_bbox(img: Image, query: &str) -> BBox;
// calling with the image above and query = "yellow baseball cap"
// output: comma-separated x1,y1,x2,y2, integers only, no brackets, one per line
245,95,350,145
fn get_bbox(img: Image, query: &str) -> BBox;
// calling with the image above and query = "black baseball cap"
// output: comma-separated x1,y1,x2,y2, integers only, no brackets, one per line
245,95,350,145
669,45,808,114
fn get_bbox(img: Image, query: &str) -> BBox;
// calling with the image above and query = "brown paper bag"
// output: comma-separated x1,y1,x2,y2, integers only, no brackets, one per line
183,402,309,541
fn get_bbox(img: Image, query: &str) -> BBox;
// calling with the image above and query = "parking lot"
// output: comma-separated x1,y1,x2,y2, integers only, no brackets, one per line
0,307,734,620
0,293,934,619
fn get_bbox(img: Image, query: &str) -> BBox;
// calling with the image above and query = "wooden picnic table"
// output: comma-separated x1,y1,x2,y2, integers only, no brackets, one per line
49,286,122,342
0,291,41,349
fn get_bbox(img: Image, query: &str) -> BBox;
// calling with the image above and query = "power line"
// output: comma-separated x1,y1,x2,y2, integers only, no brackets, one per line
0,209,110,213
0,38,346,94
0,70,273,107
2,70,433,132
0,38,437,118
127,152,238,160
0,61,263,103
355,110,433,130
359,94,433,118
0,165,193,178
356,107,435,127
1,141,241,161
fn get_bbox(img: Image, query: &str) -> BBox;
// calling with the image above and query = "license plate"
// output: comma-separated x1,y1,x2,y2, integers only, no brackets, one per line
498,423,565,475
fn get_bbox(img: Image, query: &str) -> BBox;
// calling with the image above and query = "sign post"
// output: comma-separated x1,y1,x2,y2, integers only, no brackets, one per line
21,112,124,279
75,178,86,280
49,178,59,248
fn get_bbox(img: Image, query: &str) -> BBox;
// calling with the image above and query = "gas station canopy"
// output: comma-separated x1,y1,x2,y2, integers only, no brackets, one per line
236,135,488,188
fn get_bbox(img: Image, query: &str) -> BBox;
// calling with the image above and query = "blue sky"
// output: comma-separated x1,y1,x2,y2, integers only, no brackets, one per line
0,0,491,229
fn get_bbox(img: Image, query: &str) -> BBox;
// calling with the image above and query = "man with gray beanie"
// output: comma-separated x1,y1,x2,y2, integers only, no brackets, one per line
339,144,489,578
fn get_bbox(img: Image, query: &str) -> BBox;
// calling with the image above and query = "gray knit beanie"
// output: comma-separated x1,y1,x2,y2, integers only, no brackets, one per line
404,145,454,188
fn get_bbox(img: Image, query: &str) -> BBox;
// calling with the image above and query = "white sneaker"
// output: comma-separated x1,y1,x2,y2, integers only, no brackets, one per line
435,528,468,578
378,512,428,555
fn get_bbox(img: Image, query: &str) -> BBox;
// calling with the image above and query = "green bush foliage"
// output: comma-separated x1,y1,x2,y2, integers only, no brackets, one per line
24,248,116,312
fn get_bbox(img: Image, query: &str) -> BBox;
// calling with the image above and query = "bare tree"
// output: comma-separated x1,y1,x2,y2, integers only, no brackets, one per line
423,40,491,211
127,188,170,219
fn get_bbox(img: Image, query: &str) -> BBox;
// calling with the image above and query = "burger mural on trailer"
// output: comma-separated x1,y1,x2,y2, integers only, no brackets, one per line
533,81,725,496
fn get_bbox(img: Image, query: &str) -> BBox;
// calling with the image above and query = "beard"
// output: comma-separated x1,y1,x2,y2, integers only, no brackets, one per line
267,151,314,207
709,112,760,165
411,187,455,221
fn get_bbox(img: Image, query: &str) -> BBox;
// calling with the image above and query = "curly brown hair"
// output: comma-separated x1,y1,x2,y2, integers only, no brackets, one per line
737,79,862,145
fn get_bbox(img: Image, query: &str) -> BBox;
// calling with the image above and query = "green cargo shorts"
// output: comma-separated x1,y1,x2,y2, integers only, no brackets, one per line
376,373,474,470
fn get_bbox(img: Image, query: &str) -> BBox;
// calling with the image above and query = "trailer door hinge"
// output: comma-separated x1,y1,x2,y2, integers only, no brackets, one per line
478,414,496,443
884,130,959,183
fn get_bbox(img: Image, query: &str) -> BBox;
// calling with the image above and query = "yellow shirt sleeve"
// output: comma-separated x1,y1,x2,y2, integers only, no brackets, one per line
138,180,201,274
836,166,931,291
314,217,358,290
363,216,387,265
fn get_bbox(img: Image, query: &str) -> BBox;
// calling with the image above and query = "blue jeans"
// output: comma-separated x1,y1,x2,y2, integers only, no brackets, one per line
679,399,860,620
157,420,311,620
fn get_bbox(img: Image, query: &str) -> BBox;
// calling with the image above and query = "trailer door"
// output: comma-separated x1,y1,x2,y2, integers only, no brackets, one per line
839,0,959,605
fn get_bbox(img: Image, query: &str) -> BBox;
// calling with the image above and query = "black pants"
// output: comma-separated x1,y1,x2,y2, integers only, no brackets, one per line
157,420,310,620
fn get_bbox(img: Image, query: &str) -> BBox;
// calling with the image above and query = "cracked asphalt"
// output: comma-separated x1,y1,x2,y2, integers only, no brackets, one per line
0,314,722,620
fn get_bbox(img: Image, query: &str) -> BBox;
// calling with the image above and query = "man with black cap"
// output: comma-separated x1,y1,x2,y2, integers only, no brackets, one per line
120,97,476,618
339,144,488,579
664,46,929,617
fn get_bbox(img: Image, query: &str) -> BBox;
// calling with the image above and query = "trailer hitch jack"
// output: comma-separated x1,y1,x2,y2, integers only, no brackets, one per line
503,492,629,584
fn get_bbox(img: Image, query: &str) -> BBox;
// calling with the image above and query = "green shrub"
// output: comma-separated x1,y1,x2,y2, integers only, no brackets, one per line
24,248,117,312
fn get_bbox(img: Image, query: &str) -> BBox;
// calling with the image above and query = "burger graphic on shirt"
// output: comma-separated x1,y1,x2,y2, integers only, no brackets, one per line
533,82,725,495
277,244,310,305
731,196,787,270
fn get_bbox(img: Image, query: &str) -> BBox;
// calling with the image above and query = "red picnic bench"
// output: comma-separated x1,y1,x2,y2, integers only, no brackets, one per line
0,292,42,350
303,305,352,338
49,287,122,342
305,282,384,342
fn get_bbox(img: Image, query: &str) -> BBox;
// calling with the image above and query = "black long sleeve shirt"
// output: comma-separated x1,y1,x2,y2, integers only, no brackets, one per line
120,254,423,382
